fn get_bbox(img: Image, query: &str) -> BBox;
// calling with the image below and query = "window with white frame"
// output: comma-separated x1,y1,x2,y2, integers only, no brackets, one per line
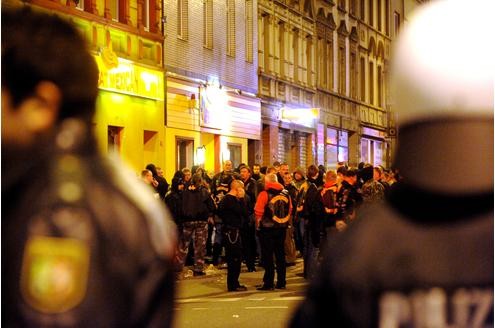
178,0,189,40
226,0,236,57
203,0,213,48
245,0,254,62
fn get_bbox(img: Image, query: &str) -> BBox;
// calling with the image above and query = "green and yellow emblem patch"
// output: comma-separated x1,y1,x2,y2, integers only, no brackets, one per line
20,236,90,314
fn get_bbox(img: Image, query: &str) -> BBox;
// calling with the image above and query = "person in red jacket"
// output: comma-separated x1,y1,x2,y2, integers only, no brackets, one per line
254,173,292,290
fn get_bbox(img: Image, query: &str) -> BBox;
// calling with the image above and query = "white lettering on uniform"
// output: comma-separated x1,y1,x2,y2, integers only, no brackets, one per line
379,288,493,328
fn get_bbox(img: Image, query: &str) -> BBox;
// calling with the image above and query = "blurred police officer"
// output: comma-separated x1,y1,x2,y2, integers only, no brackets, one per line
291,1,494,326
2,8,177,327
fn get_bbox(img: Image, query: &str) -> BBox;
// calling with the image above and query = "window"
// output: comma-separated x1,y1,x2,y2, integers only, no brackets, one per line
107,0,129,23
142,0,150,31
176,138,194,171
328,39,334,90
360,57,366,101
227,143,242,169
109,0,119,22
394,11,400,37
178,0,189,40
338,45,346,94
306,35,313,85
203,0,213,48
361,138,384,166
245,0,254,62
263,14,271,71
369,61,374,105
279,22,285,76
377,65,383,107
350,52,357,99
75,0,85,11
350,0,356,16
385,0,390,36
318,38,326,87
108,126,123,155
293,29,299,82
360,0,365,21
326,128,348,170
368,0,373,26
226,0,236,57
377,0,382,32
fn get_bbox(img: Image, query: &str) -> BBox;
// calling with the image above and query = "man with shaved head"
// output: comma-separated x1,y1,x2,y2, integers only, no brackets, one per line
217,179,249,292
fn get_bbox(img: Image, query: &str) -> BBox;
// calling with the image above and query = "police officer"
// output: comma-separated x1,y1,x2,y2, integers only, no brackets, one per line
2,8,177,326
290,1,493,326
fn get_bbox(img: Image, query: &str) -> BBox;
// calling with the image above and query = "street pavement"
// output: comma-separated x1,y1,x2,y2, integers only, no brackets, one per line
173,259,307,328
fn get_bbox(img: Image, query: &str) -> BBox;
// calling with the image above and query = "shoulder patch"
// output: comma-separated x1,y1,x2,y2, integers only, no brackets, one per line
20,236,90,314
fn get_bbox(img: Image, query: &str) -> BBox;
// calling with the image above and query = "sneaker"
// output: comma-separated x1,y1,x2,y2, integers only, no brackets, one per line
275,285,286,289
256,285,274,291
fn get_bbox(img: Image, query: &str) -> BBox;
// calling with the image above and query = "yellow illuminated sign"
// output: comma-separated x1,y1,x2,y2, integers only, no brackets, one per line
94,53,164,101
281,107,320,121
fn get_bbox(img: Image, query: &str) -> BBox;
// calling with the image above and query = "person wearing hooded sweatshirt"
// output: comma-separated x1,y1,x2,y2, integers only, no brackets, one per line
165,170,186,230
175,173,215,276
254,173,292,290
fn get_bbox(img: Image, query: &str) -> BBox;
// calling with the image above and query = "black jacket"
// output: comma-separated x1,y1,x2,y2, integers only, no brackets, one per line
2,126,177,327
218,194,248,229
181,185,215,222
290,187,494,327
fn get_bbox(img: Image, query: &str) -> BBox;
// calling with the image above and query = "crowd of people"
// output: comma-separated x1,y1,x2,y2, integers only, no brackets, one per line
140,159,402,291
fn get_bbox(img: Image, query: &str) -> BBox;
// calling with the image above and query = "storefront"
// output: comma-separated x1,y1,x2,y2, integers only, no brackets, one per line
92,50,166,174
315,123,350,171
360,126,388,167
166,74,261,179
262,105,316,170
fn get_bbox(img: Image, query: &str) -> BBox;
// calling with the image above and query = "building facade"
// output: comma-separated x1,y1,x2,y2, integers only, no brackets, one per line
312,0,394,169
257,0,317,170
257,0,429,170
163,0,261,177
5,0,429,177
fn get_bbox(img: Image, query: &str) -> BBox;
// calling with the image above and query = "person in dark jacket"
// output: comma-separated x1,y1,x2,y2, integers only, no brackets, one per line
217,180,249,291
298,164,323,279
175,173,215,276
2,8,177,326
335,167,362,231
239,165,258,272
165,170,185,228
290,2,493,326
146,163,169,200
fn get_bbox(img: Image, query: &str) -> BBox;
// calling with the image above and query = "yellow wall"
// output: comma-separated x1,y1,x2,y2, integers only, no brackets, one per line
94,90,167,174
163,127,200,179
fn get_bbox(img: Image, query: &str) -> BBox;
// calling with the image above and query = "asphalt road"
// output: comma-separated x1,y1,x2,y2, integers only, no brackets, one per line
173,259,307,328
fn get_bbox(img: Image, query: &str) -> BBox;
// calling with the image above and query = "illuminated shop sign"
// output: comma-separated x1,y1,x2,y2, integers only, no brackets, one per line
94,49,164,101
280,107,319,127
362,127,386,138
199,85,229,130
